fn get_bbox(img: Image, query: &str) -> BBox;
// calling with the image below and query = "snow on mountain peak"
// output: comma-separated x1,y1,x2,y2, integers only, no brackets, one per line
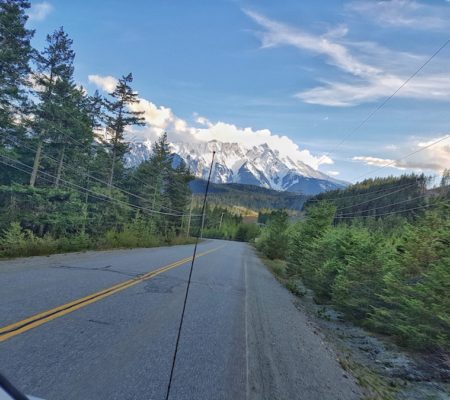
125,139,346,195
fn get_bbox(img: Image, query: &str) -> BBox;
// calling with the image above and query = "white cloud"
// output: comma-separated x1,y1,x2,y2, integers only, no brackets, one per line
88,75,118,93
353,135,450,172
89,74,333,170
191,118,333,169
245,10,450,107
347,0,450,31
245,9,379,78
327,170,340,176
385,144,398,150
296,73,450,107
28,2,53,22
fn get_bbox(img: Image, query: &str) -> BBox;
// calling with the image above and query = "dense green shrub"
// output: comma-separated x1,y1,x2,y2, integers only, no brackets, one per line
287,202,335,276
330,227,395,320
0,222,57,257
235,223,260,242
370,203,450,350
256,197,450,351
257,211,289,259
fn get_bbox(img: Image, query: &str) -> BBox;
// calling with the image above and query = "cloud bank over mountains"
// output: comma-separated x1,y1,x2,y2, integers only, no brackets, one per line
88,74,333,170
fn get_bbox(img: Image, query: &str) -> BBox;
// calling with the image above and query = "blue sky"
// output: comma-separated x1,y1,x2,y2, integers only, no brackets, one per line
27,0,450,182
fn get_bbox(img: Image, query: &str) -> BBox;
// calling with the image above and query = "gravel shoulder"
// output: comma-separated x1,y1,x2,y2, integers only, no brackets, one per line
245,245,362,400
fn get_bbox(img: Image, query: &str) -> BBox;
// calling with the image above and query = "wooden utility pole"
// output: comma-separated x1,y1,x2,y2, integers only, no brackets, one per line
200,203,206,239
186,194,194,238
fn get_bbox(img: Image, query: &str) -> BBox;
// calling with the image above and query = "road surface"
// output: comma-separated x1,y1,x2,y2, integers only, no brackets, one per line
0,240,361,400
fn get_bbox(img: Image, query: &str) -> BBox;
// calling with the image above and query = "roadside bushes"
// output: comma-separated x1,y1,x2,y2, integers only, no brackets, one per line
256,210,290,259
370,204,450,350
330,227,395,320
0,216,166,258
287,202,335,278
257,201,450,352
202,221,259,242
235,223,260,242
0,222,88,257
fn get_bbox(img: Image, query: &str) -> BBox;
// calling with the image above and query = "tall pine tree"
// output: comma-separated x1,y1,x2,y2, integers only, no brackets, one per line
104,73,145,187
0,0,34,184
30,27,77,186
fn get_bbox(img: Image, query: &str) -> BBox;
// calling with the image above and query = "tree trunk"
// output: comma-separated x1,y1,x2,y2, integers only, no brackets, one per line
82,175,90,234
108,147,116,188
200,208,206,239
30,140,43,187
54,144,66,188
186,195,193,238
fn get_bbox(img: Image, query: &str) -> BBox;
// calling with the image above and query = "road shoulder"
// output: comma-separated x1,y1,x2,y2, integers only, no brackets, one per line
244,246,362,400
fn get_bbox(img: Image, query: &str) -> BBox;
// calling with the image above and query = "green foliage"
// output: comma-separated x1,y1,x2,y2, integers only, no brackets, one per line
306,174,429,221
193,205,243,240
257,210,290,259
370,202,450,350
287,202,336,276
0,222,57,257
285,279,306,297
235,223,260,242
330,227,395,320
257,174,450,352
191,181,307,212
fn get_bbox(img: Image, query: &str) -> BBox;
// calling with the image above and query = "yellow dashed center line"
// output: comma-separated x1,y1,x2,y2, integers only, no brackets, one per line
0,245,224,342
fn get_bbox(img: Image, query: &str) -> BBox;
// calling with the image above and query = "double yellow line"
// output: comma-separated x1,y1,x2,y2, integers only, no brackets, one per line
0,246,223,343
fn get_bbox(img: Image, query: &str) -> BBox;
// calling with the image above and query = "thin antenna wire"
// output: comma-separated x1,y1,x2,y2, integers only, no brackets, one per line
164,151,216,400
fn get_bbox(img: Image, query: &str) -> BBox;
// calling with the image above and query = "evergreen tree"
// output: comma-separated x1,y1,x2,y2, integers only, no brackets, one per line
104,73,145,187
441,169,449,186
0,0,34,184
0,0,34,139
30,27,77,187
257,210,289,259
166,159,193,234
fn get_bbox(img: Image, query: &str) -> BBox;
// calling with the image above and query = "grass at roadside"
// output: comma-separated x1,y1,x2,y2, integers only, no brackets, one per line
0,222,196,260
256,252,306,297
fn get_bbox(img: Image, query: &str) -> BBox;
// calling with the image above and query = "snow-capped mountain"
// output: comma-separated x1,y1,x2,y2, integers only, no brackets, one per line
125,139,347,195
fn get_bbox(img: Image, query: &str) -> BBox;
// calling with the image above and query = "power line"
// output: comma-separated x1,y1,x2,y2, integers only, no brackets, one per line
353,134,450,182
336,193,430,216
8,116,181,213
3,134,194,216
307,181,417,202
317,38,450,166
336,182,419,211
336,202,443,219
0,154,200,218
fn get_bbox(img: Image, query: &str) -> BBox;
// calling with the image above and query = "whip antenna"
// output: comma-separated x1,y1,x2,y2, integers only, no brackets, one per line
164,151,216,400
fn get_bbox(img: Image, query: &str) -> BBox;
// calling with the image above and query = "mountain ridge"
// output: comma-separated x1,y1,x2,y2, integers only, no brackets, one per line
125,139,347,195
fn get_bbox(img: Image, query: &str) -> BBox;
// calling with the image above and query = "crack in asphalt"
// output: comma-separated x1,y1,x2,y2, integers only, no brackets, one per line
52,264,140,278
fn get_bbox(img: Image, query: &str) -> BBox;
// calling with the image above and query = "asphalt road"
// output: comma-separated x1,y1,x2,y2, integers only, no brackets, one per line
0,240,361,400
